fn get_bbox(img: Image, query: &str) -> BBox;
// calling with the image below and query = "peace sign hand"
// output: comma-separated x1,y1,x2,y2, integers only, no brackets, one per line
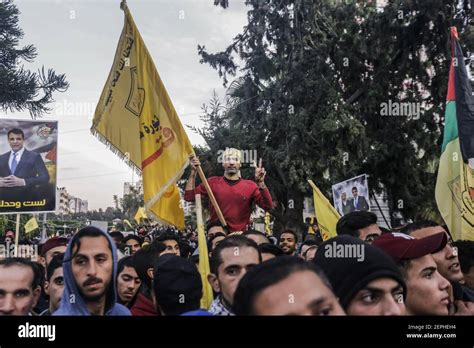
253,158,266,184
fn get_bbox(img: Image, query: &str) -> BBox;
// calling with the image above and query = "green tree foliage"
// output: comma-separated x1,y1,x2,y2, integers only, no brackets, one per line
196,0,464,234
0,0,69,118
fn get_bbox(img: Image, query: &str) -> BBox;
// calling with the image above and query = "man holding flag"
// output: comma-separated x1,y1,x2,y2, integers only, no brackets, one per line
91,0,213,309
184,150,273,233
435,27,474,241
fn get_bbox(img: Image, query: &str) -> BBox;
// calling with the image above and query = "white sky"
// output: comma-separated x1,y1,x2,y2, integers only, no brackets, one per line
4,0,248,210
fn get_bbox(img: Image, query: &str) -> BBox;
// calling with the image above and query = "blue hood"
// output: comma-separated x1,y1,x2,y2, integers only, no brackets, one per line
53,227,130,316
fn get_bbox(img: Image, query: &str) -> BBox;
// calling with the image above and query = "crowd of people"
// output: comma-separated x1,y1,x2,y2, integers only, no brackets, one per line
0,149,473,316
0,210,474,316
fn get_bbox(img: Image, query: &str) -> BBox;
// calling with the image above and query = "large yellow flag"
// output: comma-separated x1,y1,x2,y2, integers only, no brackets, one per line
91,2,194,229
308,180,340,240
24,217,39,234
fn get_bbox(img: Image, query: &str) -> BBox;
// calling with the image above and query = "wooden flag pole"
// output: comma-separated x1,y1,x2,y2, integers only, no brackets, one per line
196,165,228,230
14,213,20,256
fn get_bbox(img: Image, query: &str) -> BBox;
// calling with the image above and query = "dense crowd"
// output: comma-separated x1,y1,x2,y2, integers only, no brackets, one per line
1,210,474,316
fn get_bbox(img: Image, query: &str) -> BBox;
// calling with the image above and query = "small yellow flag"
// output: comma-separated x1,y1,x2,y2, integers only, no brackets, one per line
123,219,133,229
134,207,147,224
24,217,39,234
264,212,272,236
92,2,194,229
308,180,340,241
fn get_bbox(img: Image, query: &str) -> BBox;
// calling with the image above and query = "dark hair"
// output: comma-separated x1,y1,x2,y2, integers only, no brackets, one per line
233,256,332,315
400,220,439,235
0,257,42,290
132,247,160,288
109,231,124,242
47,253,64,282
352,187,358,191
207,232,226,251
210,235,260,274
69,227,112,260
301,239,319,248
258,243,284,258
7,128,24,139
454,240,474,274
155,231,179,244
336,211,377,238
117,256,135,276
178,239,192,258
279,229,298,243
122,235,142,245
207,220,224,231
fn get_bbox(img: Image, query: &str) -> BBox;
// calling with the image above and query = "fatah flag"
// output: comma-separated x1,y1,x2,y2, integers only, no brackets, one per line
435,27,474,241
91,1,194,229
308,180,340,240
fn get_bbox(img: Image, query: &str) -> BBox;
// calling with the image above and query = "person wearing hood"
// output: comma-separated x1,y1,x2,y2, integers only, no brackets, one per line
53,226,131,316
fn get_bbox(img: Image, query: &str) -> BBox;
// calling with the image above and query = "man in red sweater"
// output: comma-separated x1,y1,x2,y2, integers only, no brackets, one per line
184,148,273,233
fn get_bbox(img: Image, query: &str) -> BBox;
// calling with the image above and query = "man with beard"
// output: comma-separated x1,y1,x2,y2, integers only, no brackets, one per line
54,227,130,315
279,230,298,256
184,148,273,232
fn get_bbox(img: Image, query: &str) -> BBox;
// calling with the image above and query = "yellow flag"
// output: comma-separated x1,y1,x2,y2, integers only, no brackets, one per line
308,180,340,240
92,2,194,229
123,219,133,229
195,194,214,309
264,212,272,236
134,207,147,224
24,217,39,234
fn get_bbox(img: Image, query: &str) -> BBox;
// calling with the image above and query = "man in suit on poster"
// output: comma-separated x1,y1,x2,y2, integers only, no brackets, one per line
351,186,369,211
0,128,49,202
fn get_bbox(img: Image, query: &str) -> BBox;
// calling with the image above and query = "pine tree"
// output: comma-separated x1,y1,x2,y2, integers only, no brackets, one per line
0,0,69,118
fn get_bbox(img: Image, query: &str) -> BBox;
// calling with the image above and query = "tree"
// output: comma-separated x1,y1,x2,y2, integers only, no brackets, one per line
0,0,69,118
196,0,461,235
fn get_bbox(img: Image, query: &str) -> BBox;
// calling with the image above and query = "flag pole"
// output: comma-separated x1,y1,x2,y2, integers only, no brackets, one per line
195,165,228,230
14,213,20,256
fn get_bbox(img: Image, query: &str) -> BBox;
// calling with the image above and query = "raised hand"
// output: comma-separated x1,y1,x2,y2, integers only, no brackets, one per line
254,158,266,183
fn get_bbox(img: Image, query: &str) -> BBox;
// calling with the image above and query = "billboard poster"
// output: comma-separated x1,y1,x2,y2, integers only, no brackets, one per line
0,119,58,213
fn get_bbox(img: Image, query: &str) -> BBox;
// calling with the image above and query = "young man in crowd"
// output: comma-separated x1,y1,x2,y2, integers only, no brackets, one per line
116,256,141,308
400,220,474,304
0,258,41,315
243,230,270,245
54,226,130,316
122,235,142,255
258,243,284,262
336,211,382,244
207,221,227,240
208,236,261,315
373,232,452,315
208,232,226,253
41,253,65,316
130,247,160,316
155,230,181,256
314,235,406,315
152,254,210,315
279,229,298,256
185,149,273,233
299,239,319,260
233,256,345,316
454,240,474,291
40,237,69,268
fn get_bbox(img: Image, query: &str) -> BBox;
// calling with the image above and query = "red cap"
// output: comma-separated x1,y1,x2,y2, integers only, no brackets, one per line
372,232,447,263
40,237,69,256
5,230,14,238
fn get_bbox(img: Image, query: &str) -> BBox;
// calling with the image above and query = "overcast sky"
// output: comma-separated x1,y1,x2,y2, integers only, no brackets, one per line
5,0,248,210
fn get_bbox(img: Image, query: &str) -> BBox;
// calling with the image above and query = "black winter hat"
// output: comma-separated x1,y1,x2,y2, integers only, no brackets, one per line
313,235,406,309
152,254,202,315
